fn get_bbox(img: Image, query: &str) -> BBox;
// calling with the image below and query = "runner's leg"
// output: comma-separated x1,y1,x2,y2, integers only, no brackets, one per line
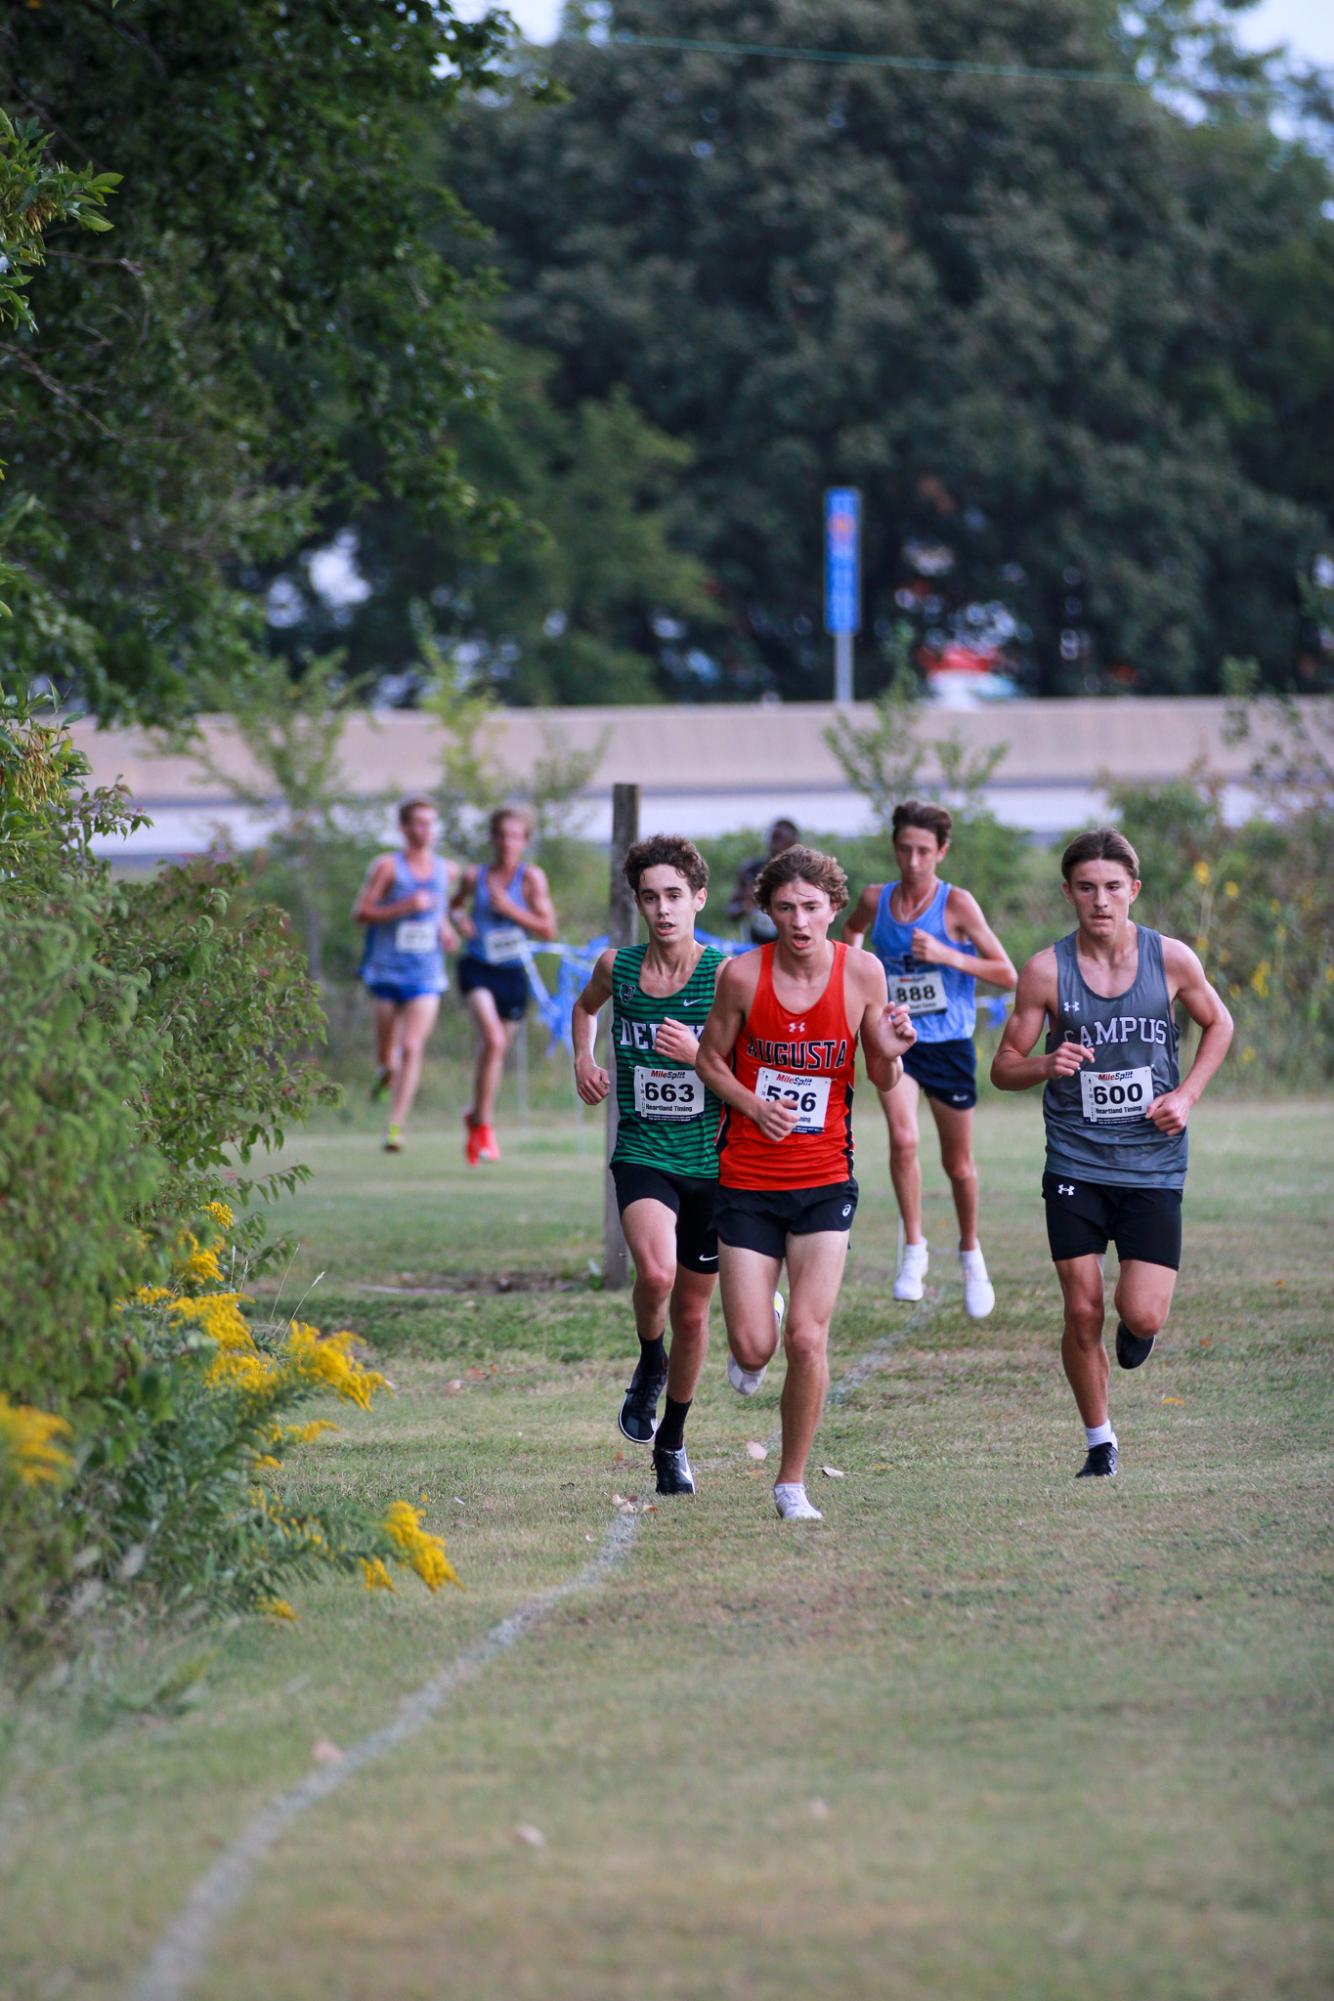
1055,1254,1109,1427
1113,1260,1178,1342
882,1072,924,1241
372,997,400,1084
719,1244,785,1373
774,1229,849,1488
620,1198,680,1348
387,994,440,1130
665,1267,715,1406
466,988,516,1127
926,1095,979,1250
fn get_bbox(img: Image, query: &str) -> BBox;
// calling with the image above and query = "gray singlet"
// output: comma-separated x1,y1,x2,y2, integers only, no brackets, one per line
1043,926,1187,1190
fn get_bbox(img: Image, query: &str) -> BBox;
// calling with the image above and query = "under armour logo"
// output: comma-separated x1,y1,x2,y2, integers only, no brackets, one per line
1057,1183,1075,1196
788,1019,806,1034
1067,1001,1081,1013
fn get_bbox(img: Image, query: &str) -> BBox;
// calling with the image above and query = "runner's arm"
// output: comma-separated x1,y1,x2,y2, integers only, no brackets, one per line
695,957,799,1141
1146,940,1234,1134
852,952,916,1092
911,889,1016,988
840,883,882,952
352,855,430,925
448,865,478,937
571,949,615,1104
990,951,1090,1090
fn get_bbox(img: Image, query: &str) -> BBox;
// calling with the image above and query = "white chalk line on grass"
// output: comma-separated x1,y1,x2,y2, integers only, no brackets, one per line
130,1511,640,2001
132,1273,945,2001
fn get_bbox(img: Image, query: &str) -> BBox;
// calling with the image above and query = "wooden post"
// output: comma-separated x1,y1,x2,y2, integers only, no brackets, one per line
603,782,639,1289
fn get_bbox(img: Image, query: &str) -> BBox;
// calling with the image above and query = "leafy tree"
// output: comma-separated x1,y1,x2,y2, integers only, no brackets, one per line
0,0,530,721
447,0,1333,698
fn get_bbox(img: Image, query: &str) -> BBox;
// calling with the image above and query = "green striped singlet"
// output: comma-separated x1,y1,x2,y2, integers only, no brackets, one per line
610,942,724,1176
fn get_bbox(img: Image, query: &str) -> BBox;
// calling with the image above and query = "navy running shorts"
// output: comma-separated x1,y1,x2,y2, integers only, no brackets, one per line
1042,1172,1183,1271
610,1161,719,1274
902,1035,977,1110
714,1179,859,1261
458,957,530,1022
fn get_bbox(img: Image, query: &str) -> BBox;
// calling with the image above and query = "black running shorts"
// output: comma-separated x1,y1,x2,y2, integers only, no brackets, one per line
902,1035,978,1110
714,1178,859,1261
610,1160,719,1274
1042,1172,1183,1271
458,957,529,1022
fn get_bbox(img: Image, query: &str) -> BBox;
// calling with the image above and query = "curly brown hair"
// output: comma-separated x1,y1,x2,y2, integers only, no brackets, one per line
624,833,709,896
754,843,849,914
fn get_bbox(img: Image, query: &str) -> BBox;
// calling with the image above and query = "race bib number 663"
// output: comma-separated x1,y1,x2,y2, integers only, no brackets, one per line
633,1066,704,1121
755,1066,831,1135
1080,1065,1154,1124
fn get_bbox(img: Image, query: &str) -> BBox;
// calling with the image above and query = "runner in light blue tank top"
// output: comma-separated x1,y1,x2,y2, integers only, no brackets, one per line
845,801,1017,1317
991,827,1234,1481
352,797,459,1153
451,806,558,1166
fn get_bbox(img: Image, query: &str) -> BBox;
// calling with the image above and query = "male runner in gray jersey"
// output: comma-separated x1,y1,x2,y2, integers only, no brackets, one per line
991,828,1233,1478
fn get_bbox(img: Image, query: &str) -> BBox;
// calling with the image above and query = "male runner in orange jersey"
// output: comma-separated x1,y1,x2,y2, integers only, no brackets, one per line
696,844,916,1521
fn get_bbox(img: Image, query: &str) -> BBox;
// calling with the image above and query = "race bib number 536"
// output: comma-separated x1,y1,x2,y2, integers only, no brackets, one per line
755,1066,831,1135
1080,1065,1153,1124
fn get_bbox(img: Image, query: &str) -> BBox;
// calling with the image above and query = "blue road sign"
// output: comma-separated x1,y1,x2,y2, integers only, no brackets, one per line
824,487,861,636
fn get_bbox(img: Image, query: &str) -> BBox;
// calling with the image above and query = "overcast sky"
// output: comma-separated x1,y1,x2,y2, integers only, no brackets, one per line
457,1,1334,66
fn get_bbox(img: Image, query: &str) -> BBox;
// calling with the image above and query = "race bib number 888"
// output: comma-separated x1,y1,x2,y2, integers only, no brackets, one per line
888,967,947,1015
1080,1065,1154,1124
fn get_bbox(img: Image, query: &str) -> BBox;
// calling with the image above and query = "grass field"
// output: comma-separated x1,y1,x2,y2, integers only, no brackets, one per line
2,1098,1331,2001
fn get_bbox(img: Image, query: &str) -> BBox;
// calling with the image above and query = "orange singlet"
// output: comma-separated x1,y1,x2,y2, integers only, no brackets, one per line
718,943,858,1191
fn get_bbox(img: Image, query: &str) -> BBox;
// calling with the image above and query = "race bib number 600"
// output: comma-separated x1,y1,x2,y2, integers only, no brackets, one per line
888,967,947,1015
633,1066,704,1121
755,1066,831,1135
1080,1065,1154,1124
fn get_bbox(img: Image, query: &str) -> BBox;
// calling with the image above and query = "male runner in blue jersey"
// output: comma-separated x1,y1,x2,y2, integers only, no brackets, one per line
353,797,459,1151
991,827,1233,1478
844,801,1016,1316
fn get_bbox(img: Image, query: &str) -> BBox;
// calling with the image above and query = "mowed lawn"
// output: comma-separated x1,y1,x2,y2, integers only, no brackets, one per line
2,1099,1331,2001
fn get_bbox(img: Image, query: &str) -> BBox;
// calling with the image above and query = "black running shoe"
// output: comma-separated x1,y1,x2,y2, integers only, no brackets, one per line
653,1444,696,1495
618,1359,668,1444
1115,1319,1156,1370
1076,1441,1119,1479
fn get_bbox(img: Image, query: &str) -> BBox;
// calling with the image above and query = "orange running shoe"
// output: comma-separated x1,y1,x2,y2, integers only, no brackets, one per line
464,1112,485,1167
476,1123,501,1162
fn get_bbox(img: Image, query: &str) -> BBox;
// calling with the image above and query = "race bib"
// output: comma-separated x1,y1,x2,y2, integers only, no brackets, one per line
633,1066,704,1122
395,919,436,955
484,924,527,966
888,966,947,1015
1080,1065,1154,1124
755,1066,831,1135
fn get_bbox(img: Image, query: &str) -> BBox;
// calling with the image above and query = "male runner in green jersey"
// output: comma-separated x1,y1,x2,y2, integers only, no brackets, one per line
573,835,725,1496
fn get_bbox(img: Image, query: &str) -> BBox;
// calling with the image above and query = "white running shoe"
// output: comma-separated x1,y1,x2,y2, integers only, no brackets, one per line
773,1482,823,1522
728,1352,767,1397
959,1245,995,1319
893,1239,929,1302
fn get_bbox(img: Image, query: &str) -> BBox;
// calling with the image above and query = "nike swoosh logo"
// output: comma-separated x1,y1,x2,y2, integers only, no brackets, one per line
698,1253,718,1263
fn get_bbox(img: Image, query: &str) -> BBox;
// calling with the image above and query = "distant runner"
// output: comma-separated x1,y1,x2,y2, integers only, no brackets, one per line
353,796,458,1152
572,836,724,1496
697,844,916,1521
727,817,799,944
450,807,557,1166
844,801,1016,1316
991,828,1233,1479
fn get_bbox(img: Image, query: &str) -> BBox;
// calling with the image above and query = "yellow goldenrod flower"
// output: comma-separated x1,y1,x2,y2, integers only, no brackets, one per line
179,1233,223,1286
203,1199,234,1232
1224,880,1239,898
382,1499,461,1592
361,1557,396,1593
0,1396,74,1487
283,1418,340,1446
252,1453,282,1473
285,1323,388,1412
205,1347,280,1394
172,1291,254,1352
1192,860,1211,888
258,1597,298,1623
113,1284,174,1314
1250,960,1271,999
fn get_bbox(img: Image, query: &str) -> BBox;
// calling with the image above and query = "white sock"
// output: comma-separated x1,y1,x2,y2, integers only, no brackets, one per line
959,1243,985,1267
1085,1421,1117,1449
